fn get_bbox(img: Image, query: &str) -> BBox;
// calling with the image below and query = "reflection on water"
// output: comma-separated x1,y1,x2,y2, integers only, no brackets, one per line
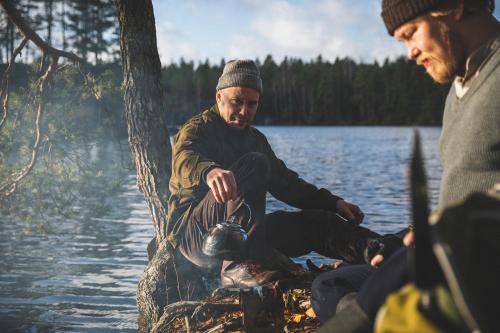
0,174,152,332
0,126,441,332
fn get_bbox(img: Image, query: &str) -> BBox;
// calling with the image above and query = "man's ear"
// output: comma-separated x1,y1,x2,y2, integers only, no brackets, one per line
215,90,222,103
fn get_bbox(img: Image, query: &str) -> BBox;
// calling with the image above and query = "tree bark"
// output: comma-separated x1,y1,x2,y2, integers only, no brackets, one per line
115,1,176,332
115,0,170,243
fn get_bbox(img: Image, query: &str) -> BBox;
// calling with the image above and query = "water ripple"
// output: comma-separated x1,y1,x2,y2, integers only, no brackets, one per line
0,127,442,332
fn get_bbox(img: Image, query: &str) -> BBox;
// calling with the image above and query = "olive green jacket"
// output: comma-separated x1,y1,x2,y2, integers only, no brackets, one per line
166,105,342,245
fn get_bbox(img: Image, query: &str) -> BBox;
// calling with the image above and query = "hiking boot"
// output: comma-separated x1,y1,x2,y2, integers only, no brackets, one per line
336,292,358,313
220,260,285,288
317,300,372,333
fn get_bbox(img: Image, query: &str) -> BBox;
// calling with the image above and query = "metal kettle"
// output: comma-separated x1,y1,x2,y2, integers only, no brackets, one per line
202,220,249,260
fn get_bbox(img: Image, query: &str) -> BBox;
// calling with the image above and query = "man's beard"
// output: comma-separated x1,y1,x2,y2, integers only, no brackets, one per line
427,58,457,84
228,114,250,130
427,21,464,84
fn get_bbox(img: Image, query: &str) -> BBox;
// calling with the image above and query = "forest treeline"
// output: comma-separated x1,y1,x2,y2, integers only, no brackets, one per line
165,55,450,126
3,55,450,131
1,0,450,128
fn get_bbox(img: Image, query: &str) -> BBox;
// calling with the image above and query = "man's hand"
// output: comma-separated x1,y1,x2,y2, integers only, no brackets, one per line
336,200,364,224
206,167,237,203
403,230,414,247
370,230,414,267
370,254,384,267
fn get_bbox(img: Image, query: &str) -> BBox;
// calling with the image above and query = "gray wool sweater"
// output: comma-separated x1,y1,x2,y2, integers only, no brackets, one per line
439,45,500,208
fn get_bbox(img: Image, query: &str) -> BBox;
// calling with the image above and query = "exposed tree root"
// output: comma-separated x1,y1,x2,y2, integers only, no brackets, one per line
150,300,240,333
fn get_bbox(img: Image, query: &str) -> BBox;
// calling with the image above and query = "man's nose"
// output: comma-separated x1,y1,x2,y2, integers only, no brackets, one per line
239,104,249,116
407,46,420,60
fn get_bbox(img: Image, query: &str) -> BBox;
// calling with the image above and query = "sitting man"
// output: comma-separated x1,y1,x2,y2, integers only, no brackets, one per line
313,0,500,330
165,59,392,290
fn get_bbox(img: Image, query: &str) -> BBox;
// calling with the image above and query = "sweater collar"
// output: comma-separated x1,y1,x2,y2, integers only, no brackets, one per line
454,30,500,98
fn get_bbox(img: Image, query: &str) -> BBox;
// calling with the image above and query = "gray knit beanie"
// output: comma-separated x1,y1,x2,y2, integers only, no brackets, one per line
216,59,263,94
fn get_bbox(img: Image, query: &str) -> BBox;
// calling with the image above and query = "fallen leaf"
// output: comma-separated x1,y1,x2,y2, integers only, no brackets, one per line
291,313,303,323
299,300,311,309
290,289,303,301
305,307,316,318
319,260,344,270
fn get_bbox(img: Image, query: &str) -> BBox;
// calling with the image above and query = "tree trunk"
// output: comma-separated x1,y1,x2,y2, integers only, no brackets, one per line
61,0,67,50
115,1,177,332
115,0,170,246
45,0,53,45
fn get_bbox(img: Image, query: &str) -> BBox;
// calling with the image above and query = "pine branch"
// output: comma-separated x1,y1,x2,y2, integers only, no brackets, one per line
0,0,86,197
0,56,57,197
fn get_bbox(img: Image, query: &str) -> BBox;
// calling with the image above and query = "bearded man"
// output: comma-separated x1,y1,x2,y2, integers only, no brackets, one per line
312,0,500,331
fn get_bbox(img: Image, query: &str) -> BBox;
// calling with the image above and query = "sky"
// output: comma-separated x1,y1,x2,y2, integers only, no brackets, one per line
151,0,500,66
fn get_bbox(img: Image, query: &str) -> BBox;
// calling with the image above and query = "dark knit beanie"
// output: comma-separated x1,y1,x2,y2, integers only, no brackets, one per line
381,0,443,35
216,59,263,94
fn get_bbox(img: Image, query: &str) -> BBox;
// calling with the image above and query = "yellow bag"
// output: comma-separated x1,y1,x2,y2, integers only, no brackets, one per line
374,283,461,333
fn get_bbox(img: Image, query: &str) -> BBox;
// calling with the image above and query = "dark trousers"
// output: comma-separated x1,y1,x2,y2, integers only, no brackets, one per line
311,247,409,323
357,247,409,321
178,152,380,269
311,263,374,323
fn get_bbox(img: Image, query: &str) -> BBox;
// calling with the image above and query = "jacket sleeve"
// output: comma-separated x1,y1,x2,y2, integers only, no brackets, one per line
172,121,219,189
257,132,343,211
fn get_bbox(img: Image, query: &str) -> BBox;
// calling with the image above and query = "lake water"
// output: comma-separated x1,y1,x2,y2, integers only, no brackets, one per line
0,126,442,332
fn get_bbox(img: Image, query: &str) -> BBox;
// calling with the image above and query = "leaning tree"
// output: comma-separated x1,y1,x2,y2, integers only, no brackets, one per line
117,1,212,332
114,1,179,331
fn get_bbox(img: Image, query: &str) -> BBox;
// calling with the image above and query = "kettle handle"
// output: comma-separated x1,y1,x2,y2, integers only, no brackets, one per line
226,201,252,227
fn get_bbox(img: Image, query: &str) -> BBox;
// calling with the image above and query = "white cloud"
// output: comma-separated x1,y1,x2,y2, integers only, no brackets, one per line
234,0,406,63
153,0,408,65
316,0,406,62
155,22,199,65
251,1,323,51
226,35,268,61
